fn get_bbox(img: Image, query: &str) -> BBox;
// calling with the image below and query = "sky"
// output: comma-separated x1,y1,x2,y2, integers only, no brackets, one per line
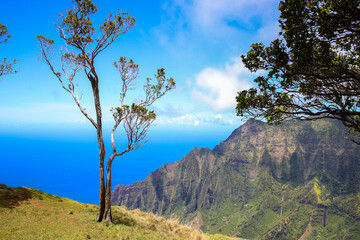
0,0,281,202
0,0,280,131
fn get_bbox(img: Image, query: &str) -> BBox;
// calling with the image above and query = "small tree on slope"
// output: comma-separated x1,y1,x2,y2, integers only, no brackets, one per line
37,0,175,223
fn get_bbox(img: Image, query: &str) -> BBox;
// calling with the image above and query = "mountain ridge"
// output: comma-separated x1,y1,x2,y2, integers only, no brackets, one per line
112,119,360,239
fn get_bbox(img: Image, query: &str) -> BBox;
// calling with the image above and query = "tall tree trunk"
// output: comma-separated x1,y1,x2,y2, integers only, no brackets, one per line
104,156,114,223
97,147,106,222
90,80,106,222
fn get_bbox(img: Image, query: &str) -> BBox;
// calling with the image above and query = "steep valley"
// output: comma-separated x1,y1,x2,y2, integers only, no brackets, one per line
112,119,360,239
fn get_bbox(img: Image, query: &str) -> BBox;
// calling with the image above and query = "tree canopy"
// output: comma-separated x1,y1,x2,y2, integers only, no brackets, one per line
0,23,17,78
236,0,360,140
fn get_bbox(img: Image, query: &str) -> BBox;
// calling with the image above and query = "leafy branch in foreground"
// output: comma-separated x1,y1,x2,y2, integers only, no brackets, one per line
236,0,360,142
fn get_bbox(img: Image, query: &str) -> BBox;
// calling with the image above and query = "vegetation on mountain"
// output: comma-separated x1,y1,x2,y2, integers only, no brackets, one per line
236,0,360,142
0,184,237,240
0,23,17,78
37,0,175,223
112,119,360,239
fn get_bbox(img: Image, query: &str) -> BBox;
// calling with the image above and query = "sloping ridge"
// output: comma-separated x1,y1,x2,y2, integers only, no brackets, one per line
0,184,237,240
112,119,360,239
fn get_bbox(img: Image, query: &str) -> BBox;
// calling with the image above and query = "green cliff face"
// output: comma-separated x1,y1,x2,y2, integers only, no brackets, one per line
112,119,360,239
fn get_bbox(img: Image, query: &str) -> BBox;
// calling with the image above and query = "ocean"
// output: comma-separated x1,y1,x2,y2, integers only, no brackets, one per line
0,124,236,204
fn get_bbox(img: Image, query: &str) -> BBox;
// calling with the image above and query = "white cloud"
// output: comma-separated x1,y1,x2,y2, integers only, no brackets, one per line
184,0,278,36
215,113,223,119
194,119,200,126
158,113,198,126
191,57,254,111
155,112,242,126
154,0,280,51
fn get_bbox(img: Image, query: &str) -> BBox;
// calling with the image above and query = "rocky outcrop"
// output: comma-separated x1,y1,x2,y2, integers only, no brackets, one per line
112,119,360,239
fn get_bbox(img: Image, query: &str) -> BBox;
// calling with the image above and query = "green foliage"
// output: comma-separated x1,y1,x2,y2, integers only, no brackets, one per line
58,0,134,49
112,103,156,123
289,151,304,185
314,177,328,204
143,68,176,106
151,170,165,201
37,35,54,45
109,57,175,155
236,0,360,141
0,23,17,78
0,23,11,44
113,119,360,239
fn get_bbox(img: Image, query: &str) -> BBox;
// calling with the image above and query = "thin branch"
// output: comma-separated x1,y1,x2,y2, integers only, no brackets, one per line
37,36,97,129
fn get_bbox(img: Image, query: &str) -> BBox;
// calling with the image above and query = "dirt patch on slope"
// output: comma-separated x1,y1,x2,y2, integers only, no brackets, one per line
0,184,32,208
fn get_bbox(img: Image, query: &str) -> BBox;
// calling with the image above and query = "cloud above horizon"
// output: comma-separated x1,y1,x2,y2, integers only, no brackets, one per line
155,112,241,127
151,0,279,113
191,57,254,111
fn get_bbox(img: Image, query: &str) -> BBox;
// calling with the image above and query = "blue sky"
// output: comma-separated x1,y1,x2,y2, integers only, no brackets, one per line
0,0,281,202
0,0,280,131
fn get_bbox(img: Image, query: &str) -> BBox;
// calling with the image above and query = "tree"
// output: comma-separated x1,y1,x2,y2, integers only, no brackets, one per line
37,0,175,223
0,23,17,78
236,0,360,141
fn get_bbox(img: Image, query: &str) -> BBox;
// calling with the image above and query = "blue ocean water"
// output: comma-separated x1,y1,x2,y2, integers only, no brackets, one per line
0,125,236,204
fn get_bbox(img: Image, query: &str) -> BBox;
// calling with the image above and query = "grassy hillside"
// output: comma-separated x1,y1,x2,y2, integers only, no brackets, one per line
0,184,238,240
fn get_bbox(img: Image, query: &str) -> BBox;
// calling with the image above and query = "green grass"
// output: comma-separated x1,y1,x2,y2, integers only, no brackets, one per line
0,184,239,240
